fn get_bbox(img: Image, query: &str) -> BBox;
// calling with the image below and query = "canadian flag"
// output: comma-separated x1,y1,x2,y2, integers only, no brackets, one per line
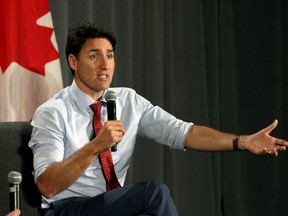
0,0,63,121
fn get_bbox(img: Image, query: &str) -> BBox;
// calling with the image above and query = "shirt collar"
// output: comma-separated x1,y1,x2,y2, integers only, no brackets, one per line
70,80,108,111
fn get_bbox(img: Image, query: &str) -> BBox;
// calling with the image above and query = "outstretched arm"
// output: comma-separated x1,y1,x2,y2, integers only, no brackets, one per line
184,119,288,156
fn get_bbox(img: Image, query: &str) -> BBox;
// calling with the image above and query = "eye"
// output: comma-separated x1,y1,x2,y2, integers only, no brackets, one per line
89,54,97,60
107,54,114,59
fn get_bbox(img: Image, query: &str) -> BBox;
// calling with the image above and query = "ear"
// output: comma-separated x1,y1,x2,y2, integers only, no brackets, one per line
68,54,78,71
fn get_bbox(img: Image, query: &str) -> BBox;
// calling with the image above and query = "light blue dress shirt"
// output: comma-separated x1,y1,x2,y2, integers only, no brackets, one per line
29,80,193,207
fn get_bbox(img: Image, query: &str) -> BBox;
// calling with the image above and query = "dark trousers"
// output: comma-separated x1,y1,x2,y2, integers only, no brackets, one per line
42,180,179,216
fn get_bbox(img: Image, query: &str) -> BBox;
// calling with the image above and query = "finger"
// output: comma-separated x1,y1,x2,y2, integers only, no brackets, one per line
112,130,125,138
105,123,125,133
106,120,123,126
275,138,288,147
105,121,126,133
267,150,273,156
260,148,268,156
274,143,286,151
262,119,278,134
266,149,278,157
271,149,278,157
274,150,279,156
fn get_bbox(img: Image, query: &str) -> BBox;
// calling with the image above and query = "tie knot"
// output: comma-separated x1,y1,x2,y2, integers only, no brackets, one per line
90,102,102,114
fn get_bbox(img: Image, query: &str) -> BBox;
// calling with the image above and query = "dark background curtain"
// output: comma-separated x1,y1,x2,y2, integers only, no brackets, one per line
49,0,288,215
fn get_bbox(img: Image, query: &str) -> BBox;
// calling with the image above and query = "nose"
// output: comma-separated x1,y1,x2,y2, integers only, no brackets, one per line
99,56,109,70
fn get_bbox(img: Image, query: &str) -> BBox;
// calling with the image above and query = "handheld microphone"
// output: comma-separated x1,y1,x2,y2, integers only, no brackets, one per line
105,90,118,152
8,171,22,211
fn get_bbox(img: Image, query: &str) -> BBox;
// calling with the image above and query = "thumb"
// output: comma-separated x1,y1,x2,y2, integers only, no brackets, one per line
262,119,278,135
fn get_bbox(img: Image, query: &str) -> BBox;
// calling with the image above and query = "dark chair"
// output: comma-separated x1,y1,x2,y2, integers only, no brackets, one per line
0,122,41,216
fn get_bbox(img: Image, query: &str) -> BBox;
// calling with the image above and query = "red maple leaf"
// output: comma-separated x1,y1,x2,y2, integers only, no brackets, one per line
0,0,59,76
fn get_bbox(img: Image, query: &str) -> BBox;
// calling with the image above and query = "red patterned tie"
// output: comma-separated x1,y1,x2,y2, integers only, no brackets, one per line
90,102,121,191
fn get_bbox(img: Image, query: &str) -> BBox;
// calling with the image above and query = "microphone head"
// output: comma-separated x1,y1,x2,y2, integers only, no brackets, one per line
105,90,117,102
8,171,22,185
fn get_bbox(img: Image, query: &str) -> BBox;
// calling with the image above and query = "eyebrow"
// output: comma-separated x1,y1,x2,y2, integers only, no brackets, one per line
89,49,114,53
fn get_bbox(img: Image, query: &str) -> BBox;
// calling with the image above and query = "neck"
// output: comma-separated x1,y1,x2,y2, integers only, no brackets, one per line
74,79,105,101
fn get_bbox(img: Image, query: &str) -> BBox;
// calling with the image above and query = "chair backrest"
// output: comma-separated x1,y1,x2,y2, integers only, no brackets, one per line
0,122,41,216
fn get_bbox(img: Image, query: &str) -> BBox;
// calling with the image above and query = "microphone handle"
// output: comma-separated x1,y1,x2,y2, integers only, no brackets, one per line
111,142,117,152
9,184,20,211
107,100,117,152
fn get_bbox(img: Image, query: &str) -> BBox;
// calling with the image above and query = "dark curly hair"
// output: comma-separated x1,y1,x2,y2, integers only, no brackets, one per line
65,22,116,75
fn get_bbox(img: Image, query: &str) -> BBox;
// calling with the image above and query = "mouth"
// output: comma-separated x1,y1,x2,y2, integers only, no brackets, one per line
96,73,109,80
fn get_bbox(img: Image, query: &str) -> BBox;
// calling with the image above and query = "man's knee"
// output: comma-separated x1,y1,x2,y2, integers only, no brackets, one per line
141,180,178,215
143,179,172,204
146,180,170,195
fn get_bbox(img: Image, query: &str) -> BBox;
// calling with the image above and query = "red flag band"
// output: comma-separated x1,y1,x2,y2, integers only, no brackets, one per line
0,0,63,121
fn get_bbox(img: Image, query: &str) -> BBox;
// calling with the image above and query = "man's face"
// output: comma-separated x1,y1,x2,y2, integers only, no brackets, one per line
70,38,115,100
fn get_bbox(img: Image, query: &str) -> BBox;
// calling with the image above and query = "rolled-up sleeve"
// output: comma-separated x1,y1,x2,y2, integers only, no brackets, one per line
29,106,65,182
138,104,193,151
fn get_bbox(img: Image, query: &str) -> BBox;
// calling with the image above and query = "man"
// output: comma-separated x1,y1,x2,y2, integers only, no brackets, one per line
29,23,288,216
